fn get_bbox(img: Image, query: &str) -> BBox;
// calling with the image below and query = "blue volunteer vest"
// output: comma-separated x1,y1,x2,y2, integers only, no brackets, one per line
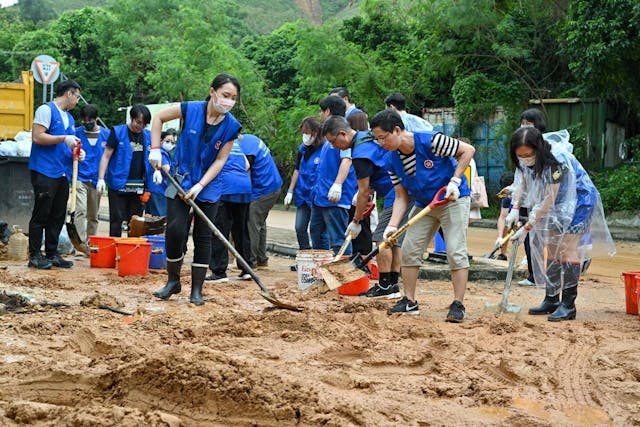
238,134,282,201
29,101,74,178
553,150,597,226
386,132,470,208
105,125,150,191
219,141,251,203
72,126,110,185
145,139,171,195
312,142,357,208
351,131,393,198
295,143,322,208
174,101,241,203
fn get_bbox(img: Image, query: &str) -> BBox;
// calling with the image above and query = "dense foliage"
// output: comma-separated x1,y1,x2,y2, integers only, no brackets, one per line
1,0,639,209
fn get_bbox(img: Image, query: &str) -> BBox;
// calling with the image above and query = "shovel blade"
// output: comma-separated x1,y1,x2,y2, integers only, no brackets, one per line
318,258,367,290
66,220,90,256
484,301,522,316
260,291,304,312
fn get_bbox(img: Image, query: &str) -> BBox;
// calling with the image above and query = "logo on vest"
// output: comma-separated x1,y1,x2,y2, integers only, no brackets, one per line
424,160,434,169
215,140,222,149
314,158,320,164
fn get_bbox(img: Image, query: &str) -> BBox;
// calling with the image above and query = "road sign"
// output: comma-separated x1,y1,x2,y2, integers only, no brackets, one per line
31,55,60,85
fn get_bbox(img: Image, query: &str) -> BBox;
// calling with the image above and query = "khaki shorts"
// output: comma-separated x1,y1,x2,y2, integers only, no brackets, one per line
401,197,470,270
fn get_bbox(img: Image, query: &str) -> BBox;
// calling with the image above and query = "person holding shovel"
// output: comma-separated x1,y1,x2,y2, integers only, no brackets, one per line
28,80,83,269
369,109,475,322
506,126,614,321
149,73,242,306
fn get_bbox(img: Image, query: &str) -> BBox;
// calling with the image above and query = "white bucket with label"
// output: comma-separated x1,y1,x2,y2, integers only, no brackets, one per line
296,249,334,290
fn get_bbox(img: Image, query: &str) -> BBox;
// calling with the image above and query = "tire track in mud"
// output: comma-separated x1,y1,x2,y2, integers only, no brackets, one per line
556,340,598,407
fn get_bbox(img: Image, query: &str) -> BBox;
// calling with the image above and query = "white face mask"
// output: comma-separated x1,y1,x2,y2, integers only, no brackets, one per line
213,94,236,113
162,141,175,151
302,133,313,146
518,156,536,167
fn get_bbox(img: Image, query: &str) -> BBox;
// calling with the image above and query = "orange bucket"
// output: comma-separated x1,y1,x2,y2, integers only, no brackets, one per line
622,271,640,315
338,275,370,296
89,236,117,268
116,238,151,277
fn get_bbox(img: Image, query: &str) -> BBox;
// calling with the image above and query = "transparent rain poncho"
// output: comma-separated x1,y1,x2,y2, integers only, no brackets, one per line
511,146,615,296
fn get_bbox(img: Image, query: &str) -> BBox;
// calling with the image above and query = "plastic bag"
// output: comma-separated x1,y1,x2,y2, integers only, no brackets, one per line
57,225,74,255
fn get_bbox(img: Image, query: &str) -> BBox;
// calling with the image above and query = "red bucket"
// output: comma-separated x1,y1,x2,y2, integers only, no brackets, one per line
89,236,117,268
338,275,370,296
116,239,151,277
622,271,640,315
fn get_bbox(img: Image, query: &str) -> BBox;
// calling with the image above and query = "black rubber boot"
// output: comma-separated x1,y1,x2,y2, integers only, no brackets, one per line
190,266,207,306
153,260,182,300
548,263,579,322
528,260,561,315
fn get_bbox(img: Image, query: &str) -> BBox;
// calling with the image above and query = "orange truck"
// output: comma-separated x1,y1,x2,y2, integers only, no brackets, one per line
0,71,34,140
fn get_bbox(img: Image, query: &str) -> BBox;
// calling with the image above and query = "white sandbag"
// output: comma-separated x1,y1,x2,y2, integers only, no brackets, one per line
0,140,18,157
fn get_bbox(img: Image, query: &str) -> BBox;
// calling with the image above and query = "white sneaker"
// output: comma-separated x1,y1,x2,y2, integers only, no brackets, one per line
517,278,535,287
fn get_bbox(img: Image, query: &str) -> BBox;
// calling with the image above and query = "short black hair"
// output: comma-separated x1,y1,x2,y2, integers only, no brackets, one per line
384,92,406,111
520,108,546,133
130,104,151,125
321,115,352,138
499,171,515,188
329,86,350,100
80,104,98,120
161,128,177,139
56,79,81,97
370,109,405,132
319,95,346,117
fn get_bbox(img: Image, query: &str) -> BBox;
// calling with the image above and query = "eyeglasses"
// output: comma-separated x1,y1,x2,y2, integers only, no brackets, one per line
69,91,81,99
374,132,391,145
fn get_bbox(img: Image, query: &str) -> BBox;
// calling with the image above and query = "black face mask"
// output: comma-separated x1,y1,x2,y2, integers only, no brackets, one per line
84,121,96,131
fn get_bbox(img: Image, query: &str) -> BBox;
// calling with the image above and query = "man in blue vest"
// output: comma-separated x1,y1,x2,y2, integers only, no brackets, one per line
310,96,357,255
96,104,151,237
370,109,476,322
73,104,109,242
28,80,83,269
239,134,283,268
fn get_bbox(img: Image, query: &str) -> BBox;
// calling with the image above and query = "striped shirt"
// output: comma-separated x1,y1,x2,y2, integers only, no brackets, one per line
389,133,460,185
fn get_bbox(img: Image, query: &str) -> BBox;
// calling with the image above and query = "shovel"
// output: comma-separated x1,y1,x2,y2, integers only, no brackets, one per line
482,229,515,259
163,170,302,312
66,143,90,256
333,201,376,261
319,186,450,290
484,237,523,316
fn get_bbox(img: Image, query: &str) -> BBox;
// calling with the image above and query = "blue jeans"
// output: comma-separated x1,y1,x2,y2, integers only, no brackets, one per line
310,204,350,256
295,203,313,250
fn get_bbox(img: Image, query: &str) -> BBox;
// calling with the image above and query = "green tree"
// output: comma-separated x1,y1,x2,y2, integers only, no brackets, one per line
18,0,57,24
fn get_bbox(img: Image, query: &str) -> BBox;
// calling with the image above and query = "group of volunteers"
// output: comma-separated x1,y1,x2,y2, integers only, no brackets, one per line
26,74,613,321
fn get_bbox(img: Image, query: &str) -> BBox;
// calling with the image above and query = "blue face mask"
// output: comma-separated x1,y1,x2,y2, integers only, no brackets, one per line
84,121,96,131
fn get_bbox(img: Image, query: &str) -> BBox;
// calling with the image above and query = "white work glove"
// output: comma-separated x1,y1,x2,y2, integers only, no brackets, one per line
148,147,162,169
345,221,362,239
495,236,504,247
505,208,520,229
510,226,529,243
184,183,203,200
153,169,163,185
445,176,461,201
283,190,293,207
383,225,398,240
96,179,105,194
327,183,342,203
64,135,78,148
78,149,86,161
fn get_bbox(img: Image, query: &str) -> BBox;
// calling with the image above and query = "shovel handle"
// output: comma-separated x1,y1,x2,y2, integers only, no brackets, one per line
334,234,352,261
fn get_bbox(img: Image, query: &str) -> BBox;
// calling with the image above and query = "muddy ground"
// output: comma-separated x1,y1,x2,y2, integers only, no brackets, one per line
1,243,639,426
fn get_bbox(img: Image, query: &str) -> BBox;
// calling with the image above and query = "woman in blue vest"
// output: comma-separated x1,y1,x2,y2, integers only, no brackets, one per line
370,109,475,322
149,74,242,306
207,140,252,283
97,104,151,237
239,133,283,267
506,126,615,321
144,131,172,217
283,117,326,250
73,104,110,242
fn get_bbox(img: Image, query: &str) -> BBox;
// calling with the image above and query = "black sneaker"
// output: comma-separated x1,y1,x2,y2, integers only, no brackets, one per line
358,282,401,299
387,296,419,315
446,300,465,323
28,254,53,270
496,254,507,261
205,272,228,283
46,254,73,268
